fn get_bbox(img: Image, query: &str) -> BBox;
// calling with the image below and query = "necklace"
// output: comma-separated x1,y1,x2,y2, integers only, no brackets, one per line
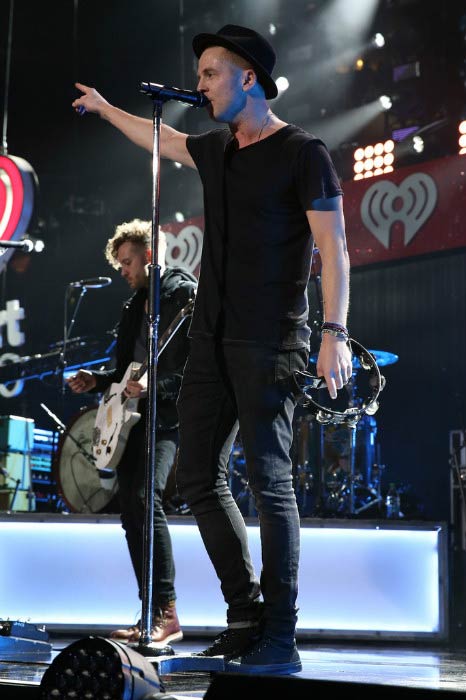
257,112,272,142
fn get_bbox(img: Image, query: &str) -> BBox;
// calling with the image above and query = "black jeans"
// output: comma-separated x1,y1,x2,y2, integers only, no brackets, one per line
176,337,308,642
117,416,178,609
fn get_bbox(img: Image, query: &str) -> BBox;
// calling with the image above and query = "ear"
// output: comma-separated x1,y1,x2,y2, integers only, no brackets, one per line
145,248,152,263
242,69,256,91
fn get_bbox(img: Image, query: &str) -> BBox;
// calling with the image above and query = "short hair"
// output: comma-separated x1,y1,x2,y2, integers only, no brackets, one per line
219,47,265,95
220,46,252,71
105,219,167,270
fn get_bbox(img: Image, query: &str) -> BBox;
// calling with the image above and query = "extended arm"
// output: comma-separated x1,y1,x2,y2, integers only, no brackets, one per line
307,196,352,398
72,82,196,168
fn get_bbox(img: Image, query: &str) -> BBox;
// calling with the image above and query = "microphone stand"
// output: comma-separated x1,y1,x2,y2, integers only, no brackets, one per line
58,285,88,395
135,82,206,655
137,96,164,654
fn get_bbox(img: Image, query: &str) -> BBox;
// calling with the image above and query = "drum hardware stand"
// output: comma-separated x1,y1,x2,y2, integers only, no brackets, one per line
450,429,466,550
0,471,21,510
295,339,385,518
342,371,383,516
39,402,96,467
229,464,255,515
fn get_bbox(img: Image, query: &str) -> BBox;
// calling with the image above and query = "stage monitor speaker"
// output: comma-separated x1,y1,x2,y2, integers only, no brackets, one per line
204,673,461,700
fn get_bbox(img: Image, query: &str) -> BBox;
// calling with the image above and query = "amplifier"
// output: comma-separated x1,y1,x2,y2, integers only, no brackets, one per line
0,487,35,512
0,415,34,490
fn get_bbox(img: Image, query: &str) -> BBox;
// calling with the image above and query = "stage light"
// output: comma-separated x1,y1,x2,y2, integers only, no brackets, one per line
354,147,364,161
459,120,466,154
174,212,185,222
268,23,277,36
379,94,392,111
38,636,161,700
276,76,289,95
413,135,424,153
353,139,396,180
372,32,385,48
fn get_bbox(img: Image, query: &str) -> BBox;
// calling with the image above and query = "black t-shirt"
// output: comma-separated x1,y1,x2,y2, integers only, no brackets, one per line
187,124,343,349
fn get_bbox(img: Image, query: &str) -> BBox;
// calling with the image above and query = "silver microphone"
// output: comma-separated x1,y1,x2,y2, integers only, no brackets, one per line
68,277,112,289
139,82,209,108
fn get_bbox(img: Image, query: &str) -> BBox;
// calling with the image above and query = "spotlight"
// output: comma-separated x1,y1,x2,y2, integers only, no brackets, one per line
38,636,161,700
379,95,392,111
275,76,289,94
353,139,396,180
268,23,277,36
459,120,466,154
372,33,385,48
412,135,424,153
174,211,185,222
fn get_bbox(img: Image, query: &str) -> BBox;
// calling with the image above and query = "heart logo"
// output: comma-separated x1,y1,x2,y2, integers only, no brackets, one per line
0,155,37,272
360,173,437,249
165,224,203,274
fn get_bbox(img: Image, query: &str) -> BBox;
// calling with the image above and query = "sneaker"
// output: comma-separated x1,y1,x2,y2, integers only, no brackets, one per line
225,636,302,675
195,626,260,657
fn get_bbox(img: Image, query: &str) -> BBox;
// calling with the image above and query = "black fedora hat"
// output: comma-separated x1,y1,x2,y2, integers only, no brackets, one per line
192,24,278,99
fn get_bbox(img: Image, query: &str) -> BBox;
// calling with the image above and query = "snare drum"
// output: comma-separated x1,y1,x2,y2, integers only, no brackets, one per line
53,405,119,513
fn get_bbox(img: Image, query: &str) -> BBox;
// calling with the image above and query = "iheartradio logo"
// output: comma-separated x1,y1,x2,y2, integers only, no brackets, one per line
165,224,203,274
0,155,37,273
360,173,437,248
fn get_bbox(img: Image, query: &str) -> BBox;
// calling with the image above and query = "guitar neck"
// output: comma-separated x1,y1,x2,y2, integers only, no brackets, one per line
158,298,195,356
131,298,194,381
132,360,147,382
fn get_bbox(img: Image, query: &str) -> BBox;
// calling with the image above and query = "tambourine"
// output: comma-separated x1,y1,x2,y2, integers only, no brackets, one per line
293,338,386,427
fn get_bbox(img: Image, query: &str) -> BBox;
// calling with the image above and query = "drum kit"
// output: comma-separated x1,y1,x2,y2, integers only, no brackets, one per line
291,348,398,518
40,402,119,514
228,347,398,519
1,249,398,518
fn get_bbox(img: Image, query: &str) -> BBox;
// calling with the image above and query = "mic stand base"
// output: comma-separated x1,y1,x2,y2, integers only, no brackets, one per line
127,640,174,658
148,653,226,674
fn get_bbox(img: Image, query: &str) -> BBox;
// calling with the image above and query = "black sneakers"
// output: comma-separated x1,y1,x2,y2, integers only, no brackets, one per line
195,626,260,657
225,636,302,675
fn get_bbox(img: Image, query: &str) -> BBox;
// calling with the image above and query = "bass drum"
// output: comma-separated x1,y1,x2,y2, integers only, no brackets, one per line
54,405,119,514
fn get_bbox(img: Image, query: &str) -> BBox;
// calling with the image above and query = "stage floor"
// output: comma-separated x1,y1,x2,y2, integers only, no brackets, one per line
1,634,466,699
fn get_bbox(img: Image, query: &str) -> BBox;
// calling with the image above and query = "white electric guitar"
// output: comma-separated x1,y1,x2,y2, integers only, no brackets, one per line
92,298,194,472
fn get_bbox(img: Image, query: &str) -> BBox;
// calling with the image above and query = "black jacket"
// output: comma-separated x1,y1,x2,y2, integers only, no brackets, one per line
91,266,197,431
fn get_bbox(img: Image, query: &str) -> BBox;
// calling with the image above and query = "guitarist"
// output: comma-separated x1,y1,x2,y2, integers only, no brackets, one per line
67,218,197,648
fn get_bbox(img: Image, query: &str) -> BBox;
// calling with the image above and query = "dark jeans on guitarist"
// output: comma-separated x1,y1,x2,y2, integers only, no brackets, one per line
116,408,178,609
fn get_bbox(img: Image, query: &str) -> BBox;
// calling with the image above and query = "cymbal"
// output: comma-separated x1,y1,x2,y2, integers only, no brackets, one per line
353,349,399,368
310,349,399,368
